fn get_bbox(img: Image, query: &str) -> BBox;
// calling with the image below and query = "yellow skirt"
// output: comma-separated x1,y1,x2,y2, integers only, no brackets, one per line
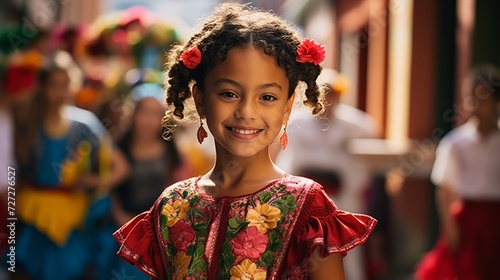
17,187,89,246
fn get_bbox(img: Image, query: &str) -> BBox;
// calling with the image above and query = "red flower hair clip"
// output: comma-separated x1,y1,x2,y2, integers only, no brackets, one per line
180,45,202,69
296,38,326,65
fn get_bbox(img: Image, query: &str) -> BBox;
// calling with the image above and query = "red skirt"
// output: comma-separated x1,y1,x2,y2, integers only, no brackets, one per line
415,200,500,280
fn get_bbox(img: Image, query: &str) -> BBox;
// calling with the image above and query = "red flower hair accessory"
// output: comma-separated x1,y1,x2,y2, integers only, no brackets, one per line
180,45,202,69
296,38,326,65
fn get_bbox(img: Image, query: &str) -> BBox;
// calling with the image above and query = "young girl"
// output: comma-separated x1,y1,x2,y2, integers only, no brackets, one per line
415,66,500,279
114,3,377,279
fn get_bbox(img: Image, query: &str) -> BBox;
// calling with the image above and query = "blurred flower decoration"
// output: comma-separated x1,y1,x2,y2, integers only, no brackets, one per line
3,50,43,97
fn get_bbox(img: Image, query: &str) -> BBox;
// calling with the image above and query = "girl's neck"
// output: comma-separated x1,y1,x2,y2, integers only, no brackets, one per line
203,146,285,196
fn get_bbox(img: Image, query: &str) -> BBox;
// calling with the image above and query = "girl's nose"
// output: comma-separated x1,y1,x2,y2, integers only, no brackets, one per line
235,98,257,120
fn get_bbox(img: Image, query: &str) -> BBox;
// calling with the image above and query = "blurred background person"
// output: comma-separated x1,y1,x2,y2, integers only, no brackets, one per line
415,65,500,280
108,82,189,279
274,68,379,280
12,52,128,280
112,82,189,226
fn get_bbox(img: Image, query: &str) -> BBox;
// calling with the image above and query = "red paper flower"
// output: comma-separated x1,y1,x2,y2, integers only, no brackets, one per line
296,38,326,65
170,220,196,251
231,226,269,264
180,45,202,69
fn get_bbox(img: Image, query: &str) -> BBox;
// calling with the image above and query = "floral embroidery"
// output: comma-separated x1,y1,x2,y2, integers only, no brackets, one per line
246,203,281,233
170,220,196,251
180,45,202,69
158,180,301,279
296,38,326,65
231,226,269,264
172,251,191,280
162,199,189,227
229,259,267,280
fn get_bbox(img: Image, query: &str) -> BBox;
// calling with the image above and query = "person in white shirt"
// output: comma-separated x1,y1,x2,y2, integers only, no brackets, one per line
275,68,378,280
415,65,500,280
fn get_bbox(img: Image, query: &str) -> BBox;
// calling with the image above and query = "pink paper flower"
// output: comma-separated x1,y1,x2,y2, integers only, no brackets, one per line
180,45,202,69
170,220,196,251
296,38,326,65
231,227,269,264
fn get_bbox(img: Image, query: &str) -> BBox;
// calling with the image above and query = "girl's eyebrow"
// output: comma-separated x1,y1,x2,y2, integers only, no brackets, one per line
214,78,283,92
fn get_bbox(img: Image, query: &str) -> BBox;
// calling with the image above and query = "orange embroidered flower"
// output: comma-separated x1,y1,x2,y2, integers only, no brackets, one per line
162,199,189,227
180,45,202,69
246,203,281,233
172,251,191,280
230,259,267,280
296,38,326,65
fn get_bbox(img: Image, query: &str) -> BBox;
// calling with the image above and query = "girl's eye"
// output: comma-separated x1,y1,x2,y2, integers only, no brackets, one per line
220,92,237,98
261,95,277,101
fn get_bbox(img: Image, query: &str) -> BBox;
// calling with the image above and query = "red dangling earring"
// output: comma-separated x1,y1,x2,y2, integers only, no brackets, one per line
197,119,208,144
279,125,288,150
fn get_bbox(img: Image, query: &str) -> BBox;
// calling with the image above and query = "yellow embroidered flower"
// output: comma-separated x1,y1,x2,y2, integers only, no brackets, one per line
246,203,281,233
162,199,189,227
230,259,267,280
172,251,191,280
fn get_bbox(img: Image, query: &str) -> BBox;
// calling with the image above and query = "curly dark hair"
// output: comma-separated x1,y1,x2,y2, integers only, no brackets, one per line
162,3,325,137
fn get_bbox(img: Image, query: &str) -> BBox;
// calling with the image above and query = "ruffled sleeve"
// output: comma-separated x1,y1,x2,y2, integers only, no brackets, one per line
289,183,377,264
113,211,165,279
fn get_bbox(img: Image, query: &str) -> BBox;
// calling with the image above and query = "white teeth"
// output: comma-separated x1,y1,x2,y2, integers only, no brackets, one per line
231,128,260,135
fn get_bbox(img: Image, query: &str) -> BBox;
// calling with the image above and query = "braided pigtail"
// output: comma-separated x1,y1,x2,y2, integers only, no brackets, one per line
301,63,325,115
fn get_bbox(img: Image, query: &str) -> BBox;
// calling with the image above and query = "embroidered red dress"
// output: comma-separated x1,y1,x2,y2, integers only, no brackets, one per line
114,175,377,279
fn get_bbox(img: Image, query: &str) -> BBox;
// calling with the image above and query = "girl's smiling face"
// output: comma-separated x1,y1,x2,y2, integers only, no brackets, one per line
194,46,294,158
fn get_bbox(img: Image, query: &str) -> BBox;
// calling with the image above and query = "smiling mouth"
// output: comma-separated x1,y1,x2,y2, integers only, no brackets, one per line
227,127,262,135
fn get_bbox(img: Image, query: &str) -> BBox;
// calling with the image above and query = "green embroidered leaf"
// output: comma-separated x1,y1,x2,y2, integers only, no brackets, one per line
161,197,168,205
164,247,172,259
270,240,283,251
218,243,235,279
160,215,170,240
193,243,205,260
258,192,272,204
274,199,290,216
261,251,273,267
193,222,209,237
187,244,196,256
191,208,205,220
166,266,174,280
228,218,240,228
227,218,250,238
256,260,266,267
161,225,169,241
165,243,177,260
268,229,280,243
222,241,232,256
223,254,235,271
160,214,168,227
191,259,207,272
182,190,189,199
286,194,296,207
189,195,199,207
268,229,283,252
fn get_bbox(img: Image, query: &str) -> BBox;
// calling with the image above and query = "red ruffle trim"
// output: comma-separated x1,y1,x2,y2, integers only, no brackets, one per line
287,187,377,266
113,212,165,279
305,210,377,258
